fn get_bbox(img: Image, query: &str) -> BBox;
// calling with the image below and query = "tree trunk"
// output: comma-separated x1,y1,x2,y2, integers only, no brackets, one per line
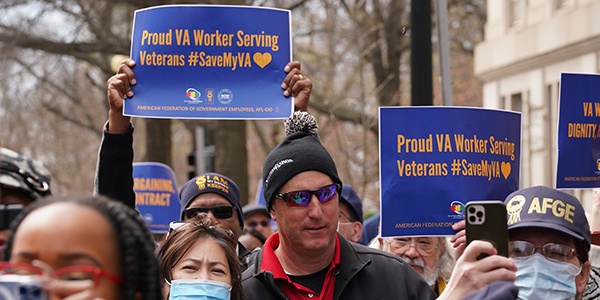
145,118,172,166
214,120,248,205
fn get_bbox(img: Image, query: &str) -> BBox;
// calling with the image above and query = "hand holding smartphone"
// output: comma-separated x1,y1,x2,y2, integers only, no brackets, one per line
465,201,509,258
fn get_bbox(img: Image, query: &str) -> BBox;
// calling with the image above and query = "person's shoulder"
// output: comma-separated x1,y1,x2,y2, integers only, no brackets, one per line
348,240,409,266
584,265,600,299
241,247,263,281
343,240,436,299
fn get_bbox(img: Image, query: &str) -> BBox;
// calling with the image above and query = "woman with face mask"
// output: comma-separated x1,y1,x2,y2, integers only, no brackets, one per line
156,219,242,300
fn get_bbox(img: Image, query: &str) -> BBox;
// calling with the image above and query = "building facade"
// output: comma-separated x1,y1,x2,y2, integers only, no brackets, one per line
474,0,600,208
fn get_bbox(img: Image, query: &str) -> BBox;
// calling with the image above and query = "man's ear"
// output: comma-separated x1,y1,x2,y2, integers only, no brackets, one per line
352,222,363,243
377,236,384,250
269,205,277,222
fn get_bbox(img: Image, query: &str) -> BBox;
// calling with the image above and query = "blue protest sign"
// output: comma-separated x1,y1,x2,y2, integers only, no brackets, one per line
126,5,292,119
254,178,266,206
556,73,600,188
133,162,181,233
379,107,521,236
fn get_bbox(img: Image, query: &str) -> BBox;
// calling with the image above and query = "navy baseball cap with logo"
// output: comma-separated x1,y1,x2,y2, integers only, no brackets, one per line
504,185,590,250
178,172,243,227
242,203,270,220
340,184,363,223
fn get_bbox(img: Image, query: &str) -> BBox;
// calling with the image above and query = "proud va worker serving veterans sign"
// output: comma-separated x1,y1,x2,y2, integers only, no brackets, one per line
379,107,521,236
126,5,292,119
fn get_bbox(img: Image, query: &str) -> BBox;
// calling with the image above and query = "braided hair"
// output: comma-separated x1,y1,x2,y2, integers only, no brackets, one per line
3,195,162,300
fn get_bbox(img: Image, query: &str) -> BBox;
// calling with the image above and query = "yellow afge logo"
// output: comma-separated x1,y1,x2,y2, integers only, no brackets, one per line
507,194,576,225
527,197,575,223
506,195,525,225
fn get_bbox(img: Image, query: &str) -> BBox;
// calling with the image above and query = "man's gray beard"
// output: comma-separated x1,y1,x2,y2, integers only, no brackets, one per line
401,256,440,286
423,265,440,286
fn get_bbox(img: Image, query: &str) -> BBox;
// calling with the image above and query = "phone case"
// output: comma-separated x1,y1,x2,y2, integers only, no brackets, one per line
465,200,509,258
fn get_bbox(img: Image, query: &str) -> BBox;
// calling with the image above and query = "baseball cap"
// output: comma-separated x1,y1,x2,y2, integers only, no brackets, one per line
505,185,590,250
0,147,51,200
242,203,270,220
340,184,363,223
178,173,243,227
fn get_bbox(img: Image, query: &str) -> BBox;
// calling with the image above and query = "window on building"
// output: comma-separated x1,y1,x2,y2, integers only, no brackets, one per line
554,0,573,11
510,92,523,112
509,0,526,28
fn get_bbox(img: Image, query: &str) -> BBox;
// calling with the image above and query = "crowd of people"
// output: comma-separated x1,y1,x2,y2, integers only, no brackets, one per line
0,58,597,300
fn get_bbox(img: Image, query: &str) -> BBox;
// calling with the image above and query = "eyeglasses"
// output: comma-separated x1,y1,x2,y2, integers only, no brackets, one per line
385,238,437,256
275,183,341,207
0,262,122,287
338,210,355,223
247,220,270,228
166,220,235,239
168,221,190,235
185,205,235,220
508,241,580,263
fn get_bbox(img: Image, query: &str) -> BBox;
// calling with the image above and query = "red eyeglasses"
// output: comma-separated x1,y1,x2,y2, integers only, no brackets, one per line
0,262,123,287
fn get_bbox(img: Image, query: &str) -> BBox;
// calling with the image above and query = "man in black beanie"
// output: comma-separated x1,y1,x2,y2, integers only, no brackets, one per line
241,112,436,300
96,59,312,265
241,112,518,300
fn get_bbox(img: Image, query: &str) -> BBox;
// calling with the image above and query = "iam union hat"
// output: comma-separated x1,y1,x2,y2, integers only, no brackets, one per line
178,172,243,227
262,111,342,210
505,185,590,249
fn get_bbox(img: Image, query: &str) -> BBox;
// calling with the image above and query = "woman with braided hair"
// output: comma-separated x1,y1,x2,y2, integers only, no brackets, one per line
1,194,162,299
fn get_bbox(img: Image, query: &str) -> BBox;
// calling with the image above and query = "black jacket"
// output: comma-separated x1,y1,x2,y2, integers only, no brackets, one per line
241,233,436,300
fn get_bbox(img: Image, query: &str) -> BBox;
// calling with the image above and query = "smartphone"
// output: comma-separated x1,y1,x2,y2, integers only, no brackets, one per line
465,200,509,258
0,274,49,300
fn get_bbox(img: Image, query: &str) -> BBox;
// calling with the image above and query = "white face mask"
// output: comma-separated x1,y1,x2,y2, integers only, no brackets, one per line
513,253,580,300
169,279,232,300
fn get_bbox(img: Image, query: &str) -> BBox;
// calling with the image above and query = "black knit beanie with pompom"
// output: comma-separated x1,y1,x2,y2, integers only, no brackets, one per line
262,111,342,210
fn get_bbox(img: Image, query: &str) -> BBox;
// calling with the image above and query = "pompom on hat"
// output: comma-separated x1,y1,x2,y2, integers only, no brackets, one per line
262,111,342,210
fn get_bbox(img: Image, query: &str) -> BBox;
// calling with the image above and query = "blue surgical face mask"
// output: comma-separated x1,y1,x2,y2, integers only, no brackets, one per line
169,279,232,300
513,253,580,300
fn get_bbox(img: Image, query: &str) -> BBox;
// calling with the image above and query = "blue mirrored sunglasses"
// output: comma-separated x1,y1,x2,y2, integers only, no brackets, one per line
275,183,341,207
